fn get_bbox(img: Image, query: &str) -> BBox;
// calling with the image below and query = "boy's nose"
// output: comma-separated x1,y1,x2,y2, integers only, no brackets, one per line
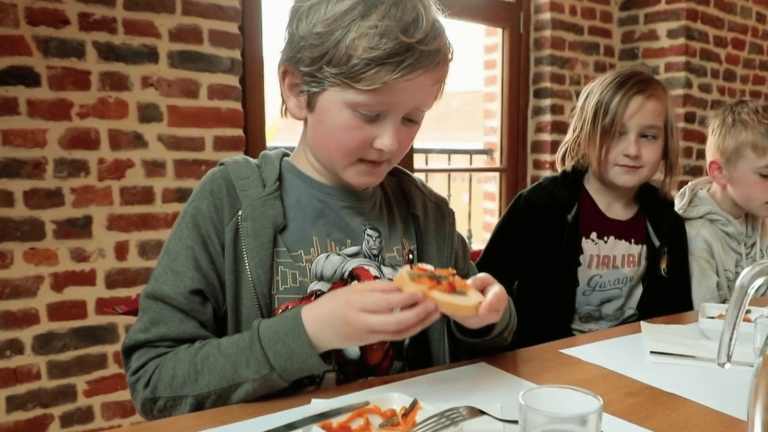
373,127,399,152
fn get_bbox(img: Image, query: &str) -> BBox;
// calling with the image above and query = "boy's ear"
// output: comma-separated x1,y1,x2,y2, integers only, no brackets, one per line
279,65,309,121
708,158,728,186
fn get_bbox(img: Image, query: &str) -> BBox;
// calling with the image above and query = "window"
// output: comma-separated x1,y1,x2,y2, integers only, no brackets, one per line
242,0,529,247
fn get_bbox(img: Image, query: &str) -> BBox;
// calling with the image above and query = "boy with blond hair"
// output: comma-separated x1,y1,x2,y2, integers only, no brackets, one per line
675,99,768,308
122,0,515,420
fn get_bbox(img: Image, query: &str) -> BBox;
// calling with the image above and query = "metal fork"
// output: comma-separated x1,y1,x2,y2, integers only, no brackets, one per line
408,405,518,432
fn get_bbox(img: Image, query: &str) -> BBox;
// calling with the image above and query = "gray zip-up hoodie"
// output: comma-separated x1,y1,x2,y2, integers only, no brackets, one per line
122,150,516,420
674,177,768,308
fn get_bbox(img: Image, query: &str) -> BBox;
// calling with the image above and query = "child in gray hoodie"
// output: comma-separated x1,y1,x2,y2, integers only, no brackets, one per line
675,99,768,308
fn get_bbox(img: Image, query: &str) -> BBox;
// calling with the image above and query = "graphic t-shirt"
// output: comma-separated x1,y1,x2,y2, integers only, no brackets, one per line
572,186,647,334
273,159,417,384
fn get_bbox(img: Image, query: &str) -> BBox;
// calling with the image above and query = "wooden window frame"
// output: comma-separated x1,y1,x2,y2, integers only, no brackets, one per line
241,0,530,207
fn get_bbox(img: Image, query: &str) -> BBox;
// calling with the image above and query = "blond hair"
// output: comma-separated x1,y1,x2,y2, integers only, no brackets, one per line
279,0,452,116
706,99,768,166
555,67,680,193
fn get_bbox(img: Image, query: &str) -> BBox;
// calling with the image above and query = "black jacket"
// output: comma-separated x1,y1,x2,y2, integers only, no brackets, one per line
476,168,693,350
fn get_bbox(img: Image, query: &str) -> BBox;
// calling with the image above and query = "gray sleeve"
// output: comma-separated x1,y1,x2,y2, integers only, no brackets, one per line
122,168,328,420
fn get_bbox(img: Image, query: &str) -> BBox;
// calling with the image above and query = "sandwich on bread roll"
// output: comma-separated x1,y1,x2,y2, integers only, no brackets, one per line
394,263,483,316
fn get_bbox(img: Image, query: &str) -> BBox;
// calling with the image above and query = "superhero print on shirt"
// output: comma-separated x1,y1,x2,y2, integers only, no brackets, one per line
273,223,414,384
573,232,646,333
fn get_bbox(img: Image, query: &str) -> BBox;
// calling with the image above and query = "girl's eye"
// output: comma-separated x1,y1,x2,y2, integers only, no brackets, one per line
642,133,658,140
357,112,380,122
759,173,768,179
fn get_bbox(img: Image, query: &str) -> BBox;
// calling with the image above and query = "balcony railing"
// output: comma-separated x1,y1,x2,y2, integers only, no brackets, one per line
267,143,498,249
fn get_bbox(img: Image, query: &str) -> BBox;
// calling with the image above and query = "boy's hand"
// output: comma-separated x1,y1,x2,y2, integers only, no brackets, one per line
301,280,440,354
448,273,508,329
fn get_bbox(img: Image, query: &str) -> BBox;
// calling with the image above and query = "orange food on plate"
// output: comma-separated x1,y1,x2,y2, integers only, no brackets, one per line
319,400,421,432
714,312,753,323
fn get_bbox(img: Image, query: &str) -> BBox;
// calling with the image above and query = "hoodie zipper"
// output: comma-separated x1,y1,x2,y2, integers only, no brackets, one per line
444,215,459,364
238,210,263,318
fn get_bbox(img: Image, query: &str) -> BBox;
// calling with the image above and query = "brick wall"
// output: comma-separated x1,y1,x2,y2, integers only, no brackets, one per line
0,0,243,431
528,0,768,188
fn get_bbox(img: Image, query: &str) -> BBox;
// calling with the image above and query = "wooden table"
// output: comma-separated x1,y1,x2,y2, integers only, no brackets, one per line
115,309,747,432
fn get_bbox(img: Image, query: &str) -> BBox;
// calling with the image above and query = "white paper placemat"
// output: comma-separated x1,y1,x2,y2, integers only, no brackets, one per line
562,331,752,420
203,362,651,432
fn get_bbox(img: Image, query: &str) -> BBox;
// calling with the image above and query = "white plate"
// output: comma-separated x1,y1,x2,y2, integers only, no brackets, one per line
698,303,768,343
308,392,461,432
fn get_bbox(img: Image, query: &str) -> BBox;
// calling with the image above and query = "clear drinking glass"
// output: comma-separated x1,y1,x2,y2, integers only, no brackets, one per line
753,315,768,359
518,385,603,432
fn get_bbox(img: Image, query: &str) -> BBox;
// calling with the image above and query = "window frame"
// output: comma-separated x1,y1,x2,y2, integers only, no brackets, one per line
241,0,530,207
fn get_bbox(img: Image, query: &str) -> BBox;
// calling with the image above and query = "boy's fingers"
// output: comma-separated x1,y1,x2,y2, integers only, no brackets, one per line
365,298,437,336
467,273,500,293
359,290,424,312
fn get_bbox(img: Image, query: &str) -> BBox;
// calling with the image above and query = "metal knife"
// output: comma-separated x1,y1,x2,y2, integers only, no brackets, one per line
650,350,754,368
262,400,371,432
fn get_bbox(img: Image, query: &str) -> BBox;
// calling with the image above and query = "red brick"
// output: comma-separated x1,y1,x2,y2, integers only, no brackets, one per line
47,66,91,91
599,10,612,23
120,186,154,206
1,129,47,149
181,0,241,23
141,159,166,178
162,187,193,204
112,350,123,368
168,23,203,45
0,275,43,300
47,300,88,322
0,249,12,269
642,43,688,59
105,267,152,289
0,34,33,56
168,106,243,128
122,17,160,38
22,248,58,267
97,158,135,181
71,185,113,208
78,12,117,34
106,212,178,233
83,372,127,398
59,405,95,429
50,269,97,293
531,140,560,155
98,71,131,92
701,11,725,29
52,214,92,239
681,128,707,145
0,308,41,330
0,2,20,29
754,74,767,86
69,247,106,264
0,96,19,116
0,157,48,180
95,296,134,316
209,29,242,50
77,97,129,120
174,159,218,180
108,129,148,151
534,1,565,13
213,135,244,152
731,37,746,51
0,413,55,432
0,189,12,208
52,156,90,179
533,35,567,51
27,98,73,121
725,53,740,66
114,240,129,262
588,25,611,39
15,363,40,385
100,400,136,421
25,6,70,29
59,127,100,151
0,367,15,388
141,76,200,99
158,134,204,151
23,187,65,210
